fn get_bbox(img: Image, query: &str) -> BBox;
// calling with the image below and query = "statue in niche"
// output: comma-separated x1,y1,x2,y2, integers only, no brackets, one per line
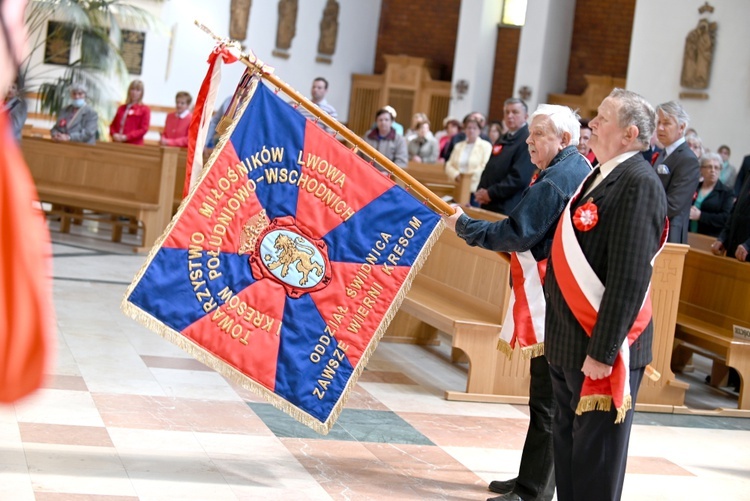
316,0,339,64
273,0,298,59
681,18,717,89
229,0,252,41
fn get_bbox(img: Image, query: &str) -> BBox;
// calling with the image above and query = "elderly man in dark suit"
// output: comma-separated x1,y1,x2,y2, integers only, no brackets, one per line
474,98,536,215
652,101,700,243
544,89,668,501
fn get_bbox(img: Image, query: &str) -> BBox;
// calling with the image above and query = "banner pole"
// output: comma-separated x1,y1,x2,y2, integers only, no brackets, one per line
194,22,453,217
251,66,453,216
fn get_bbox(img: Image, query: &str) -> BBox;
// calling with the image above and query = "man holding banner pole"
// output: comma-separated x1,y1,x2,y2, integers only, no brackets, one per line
445,104,590,501
544,89,668,501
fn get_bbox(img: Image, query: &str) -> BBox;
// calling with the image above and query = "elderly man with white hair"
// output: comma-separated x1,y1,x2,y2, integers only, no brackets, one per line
50,82,98,144
445,104,591,501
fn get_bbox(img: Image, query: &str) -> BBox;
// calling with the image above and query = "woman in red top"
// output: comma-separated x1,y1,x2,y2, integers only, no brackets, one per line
109,79,150,145
160,91,192,147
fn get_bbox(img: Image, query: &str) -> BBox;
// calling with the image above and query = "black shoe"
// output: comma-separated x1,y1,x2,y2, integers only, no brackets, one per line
488,478,517,494
487,492,523,501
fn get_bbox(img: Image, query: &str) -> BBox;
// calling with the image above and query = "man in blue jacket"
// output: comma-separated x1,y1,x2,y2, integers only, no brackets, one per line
445,104,591,501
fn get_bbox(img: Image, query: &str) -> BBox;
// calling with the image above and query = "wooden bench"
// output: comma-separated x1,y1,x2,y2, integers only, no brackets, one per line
383,205,691,408
383,207,525,402
672,239,750,411
401,161,474,205
22,137,179,252
634,243,690,411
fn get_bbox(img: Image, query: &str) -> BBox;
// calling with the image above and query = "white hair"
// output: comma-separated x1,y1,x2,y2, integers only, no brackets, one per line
529,104,581,145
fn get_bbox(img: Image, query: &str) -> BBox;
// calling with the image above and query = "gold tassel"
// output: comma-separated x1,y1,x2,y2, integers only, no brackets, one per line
520,342,545,360
614,395,633,424
575,394,612,415
496,339,514,360
574,394,633,424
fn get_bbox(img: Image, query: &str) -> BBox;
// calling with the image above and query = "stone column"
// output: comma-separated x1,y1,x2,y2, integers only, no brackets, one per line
449,0,503,120
513,0,576,113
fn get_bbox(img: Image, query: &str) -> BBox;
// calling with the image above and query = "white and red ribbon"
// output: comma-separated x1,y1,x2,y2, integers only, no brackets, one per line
498,251,547,359
550,182,668,422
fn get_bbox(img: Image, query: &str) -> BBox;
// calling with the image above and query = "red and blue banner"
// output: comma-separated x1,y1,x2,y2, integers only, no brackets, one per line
122,75,442,433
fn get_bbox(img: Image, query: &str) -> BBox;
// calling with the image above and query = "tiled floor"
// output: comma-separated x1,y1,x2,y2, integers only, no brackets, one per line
2,219,750,500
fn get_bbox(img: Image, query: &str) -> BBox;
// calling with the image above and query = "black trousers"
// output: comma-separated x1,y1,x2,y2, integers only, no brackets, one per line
514,356,556,501
549,364,645,501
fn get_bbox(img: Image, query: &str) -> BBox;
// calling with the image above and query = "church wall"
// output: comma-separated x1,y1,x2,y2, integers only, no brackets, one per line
25,0,382,129
374,0,461,82
566,0,635,95
628,0,750,156
488,27,521,121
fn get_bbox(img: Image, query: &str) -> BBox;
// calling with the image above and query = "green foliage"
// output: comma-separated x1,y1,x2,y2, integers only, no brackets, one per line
21,0,165,131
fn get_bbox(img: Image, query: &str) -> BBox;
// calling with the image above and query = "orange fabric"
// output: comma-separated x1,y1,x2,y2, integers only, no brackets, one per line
0,110,54,403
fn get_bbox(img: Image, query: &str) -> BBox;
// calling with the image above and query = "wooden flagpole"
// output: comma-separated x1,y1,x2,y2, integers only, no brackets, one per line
194,21,454,217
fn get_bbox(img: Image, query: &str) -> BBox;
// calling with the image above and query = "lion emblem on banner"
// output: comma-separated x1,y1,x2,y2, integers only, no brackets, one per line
264,234,324,286
247,216,333,298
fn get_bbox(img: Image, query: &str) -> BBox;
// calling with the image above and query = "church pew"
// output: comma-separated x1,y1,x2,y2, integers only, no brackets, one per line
401,161,473,205
22,137,178,252
383,204,690,408
672,246,750,410
383,207,520,402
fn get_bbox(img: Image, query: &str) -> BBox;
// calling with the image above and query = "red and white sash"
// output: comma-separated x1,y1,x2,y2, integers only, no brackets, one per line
497,251,547,359
550,183,668,423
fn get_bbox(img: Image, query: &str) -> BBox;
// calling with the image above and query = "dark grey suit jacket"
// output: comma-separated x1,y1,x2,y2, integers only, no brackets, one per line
545,153,668,370
656,141,700,243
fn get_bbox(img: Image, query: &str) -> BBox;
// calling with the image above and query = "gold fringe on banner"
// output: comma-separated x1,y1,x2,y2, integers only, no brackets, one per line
122,221,445,435
119,53,448,434
316,221,444,433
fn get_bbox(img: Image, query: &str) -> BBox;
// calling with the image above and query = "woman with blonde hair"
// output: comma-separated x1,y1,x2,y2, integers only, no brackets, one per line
109,79,151,145
444,116,492,205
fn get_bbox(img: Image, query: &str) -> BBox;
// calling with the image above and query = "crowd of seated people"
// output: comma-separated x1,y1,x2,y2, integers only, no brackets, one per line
11,79,194,148
10,75,750,266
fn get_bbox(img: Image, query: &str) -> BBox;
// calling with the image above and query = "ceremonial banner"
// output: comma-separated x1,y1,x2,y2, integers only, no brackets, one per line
122,74,442,434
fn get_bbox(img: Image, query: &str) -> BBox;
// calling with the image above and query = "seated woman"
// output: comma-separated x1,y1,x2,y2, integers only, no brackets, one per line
437,117,461,162
362,107,408,169
444,117,492,205
577,119,597,165
487,120,507,145
4,78,26,142
717,144,737,191
404,112,429,143
50,83,98,144
407,119,439,163
109,79,150,145
160,91,192,147
686,133,704,159
690,152,734,236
